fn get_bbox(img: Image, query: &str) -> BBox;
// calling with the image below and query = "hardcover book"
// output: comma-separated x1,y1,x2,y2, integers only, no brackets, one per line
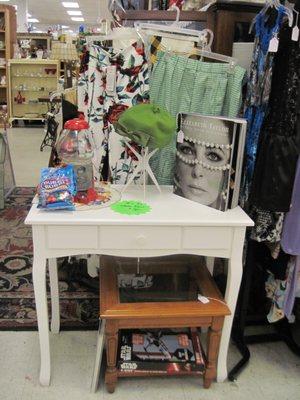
174,113,247,211
118,329,205,375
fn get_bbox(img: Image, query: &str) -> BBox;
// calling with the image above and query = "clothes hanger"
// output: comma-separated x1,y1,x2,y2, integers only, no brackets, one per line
250,0,294,33
86,29,138,45
135,5,210,44
192,48,237,67
149,6,236,67
86,0,138,45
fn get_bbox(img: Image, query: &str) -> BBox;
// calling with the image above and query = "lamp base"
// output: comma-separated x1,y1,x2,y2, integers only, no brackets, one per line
121,141,161,201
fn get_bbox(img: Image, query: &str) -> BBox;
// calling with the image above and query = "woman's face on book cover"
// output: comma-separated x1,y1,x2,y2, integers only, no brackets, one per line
176,135,231,206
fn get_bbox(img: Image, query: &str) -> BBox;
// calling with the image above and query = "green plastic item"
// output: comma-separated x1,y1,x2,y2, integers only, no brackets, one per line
111,200,151,215
114,103,176,150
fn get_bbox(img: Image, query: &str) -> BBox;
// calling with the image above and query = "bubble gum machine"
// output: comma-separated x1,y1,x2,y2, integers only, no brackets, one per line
56,118,94,192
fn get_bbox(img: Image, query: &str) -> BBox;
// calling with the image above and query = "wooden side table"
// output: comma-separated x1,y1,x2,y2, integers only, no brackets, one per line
100,255,231,393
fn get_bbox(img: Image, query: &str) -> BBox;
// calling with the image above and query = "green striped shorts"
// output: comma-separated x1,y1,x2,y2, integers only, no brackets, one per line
149,51,245,185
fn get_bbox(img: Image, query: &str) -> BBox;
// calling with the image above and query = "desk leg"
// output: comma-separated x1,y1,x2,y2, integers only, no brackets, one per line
48,258,60,334
217,227,245,383
33,253,51,386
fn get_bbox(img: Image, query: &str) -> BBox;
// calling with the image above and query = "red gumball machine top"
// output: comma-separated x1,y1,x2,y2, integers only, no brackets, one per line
64,117,89,131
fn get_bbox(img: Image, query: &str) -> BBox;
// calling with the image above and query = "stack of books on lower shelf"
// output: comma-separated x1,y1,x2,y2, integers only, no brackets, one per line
117,329,206,376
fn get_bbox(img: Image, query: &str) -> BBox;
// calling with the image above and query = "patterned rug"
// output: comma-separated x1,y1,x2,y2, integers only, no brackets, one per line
0,188,99,330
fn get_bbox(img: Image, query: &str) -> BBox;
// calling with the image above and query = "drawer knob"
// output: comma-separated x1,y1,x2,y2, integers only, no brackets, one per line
136,234,147,246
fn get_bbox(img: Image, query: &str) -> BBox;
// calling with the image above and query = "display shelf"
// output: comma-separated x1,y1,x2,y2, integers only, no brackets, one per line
12,75,57,79
17,33,52,52
12,117,45,121
12,89,57,92
8,59,60,123
117,10,207,21
0,4,16,118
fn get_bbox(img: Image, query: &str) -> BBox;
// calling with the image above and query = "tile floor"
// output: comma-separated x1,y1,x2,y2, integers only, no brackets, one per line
7,126,51,187
0,330,299,400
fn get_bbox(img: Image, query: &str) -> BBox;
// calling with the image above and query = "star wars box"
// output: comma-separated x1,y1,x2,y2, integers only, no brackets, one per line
118,329,206,375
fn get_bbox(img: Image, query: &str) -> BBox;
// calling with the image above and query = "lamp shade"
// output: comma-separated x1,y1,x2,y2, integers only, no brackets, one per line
51,41,78,62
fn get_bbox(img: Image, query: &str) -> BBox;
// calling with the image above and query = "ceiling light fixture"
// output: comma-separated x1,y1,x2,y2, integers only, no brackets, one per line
67,10,82,16
28,18,39,23
62,2,79,8
71,17,84,21
62,25,70,29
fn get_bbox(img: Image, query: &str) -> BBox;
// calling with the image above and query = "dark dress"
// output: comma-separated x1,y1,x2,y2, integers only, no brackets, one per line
250,5,300,212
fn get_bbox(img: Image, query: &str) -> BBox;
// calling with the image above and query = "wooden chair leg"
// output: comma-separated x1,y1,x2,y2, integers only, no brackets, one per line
204,317,224,389
105,320,119,393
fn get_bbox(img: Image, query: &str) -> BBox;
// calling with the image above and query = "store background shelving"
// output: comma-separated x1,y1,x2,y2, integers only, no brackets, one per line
8,59,60,123
0,4,16,124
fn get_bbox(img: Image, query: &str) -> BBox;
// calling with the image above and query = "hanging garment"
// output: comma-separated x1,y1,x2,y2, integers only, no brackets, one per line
78,46,90,118
87,42,149,183
263,247,291,323
241,6,286,205
250,206,284,243
283,257,300,319
265,272,287,323
281,158,300,255
246,240,290,323
250,16,300,212
149,35,199,64
149,51,245,184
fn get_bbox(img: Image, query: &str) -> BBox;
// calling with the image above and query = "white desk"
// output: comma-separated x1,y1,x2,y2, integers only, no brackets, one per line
25,186,253,387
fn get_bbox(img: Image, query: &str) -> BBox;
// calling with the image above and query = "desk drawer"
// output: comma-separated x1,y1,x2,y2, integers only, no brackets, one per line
47,226,98,249
182,227,232,250
100,226,181,250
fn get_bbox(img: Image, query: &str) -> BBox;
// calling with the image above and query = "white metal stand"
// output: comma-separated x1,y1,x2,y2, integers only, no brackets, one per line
122,141,161,200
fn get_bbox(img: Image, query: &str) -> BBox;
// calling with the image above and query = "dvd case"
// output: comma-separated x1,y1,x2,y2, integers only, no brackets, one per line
118,330,205,375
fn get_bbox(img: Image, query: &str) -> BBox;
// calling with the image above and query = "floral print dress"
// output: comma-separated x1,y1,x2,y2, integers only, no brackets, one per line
87,42,149,183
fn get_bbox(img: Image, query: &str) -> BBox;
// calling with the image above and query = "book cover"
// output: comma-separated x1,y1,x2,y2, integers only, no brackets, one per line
174,113,247,211
118,330,205,375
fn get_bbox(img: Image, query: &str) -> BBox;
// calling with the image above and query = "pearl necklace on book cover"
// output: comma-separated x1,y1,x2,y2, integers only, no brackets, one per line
176,151,231,171
183,135,232,150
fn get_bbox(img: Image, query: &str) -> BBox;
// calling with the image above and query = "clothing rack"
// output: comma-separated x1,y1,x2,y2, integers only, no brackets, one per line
229,240,300,380
228,0,300,380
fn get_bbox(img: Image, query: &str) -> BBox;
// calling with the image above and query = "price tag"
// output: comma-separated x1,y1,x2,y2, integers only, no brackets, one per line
292,26,299,41
268,36,279,53
177,130,184,143
106,65,116,96
198,295,210,304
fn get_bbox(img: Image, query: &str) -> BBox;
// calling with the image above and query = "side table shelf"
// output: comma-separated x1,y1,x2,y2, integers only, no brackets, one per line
99,255,231,393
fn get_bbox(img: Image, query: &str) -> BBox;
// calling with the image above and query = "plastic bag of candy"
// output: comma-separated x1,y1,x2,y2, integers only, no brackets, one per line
38,165,76,210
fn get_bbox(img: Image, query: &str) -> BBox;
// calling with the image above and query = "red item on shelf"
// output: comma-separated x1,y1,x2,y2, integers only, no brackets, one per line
14,91,25,104
74,188,98,205
169,0,184,9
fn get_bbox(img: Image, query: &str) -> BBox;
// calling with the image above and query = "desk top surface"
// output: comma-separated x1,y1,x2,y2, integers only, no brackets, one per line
25,186,254,227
